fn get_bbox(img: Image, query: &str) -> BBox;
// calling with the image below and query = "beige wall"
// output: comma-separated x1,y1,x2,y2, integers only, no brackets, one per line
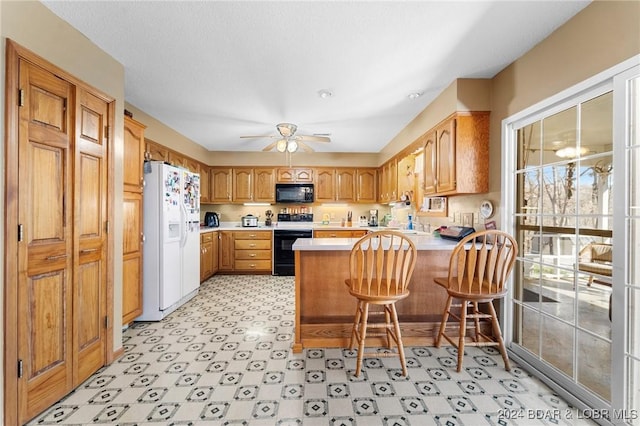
422,0,640,231
1,2,127,422
126,103,380,167
2,0,639,422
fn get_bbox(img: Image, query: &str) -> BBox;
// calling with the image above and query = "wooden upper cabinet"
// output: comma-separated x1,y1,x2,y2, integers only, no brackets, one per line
233,168,253,202
422,131,437,195
277,168,313,183
315,168,336,202
254,168,275,202
356,168,377,203
168,151,188,169
211,167,232,203
146,139,169,163
336,169,356,202
123,117,146,193
200,165,210,203
378,159,398,202
428,112,489,196
435,118,456,193
185,157,200,174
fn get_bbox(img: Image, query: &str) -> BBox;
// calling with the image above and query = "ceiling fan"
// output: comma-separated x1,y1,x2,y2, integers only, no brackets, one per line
240,123,331,153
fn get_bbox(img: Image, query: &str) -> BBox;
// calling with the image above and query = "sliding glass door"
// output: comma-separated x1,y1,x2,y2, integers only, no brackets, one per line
503,58,639,422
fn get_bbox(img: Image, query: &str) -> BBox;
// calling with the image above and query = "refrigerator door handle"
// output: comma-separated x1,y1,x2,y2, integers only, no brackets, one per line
180,202,188,247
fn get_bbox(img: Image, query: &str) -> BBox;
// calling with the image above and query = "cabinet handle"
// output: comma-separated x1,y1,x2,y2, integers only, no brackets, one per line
249,254,256,257
249,234,256,238
80,248,98,254
249,243,256,247
46,254,67,261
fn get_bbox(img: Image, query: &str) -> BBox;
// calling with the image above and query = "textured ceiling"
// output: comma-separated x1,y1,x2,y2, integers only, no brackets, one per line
42,1,590,153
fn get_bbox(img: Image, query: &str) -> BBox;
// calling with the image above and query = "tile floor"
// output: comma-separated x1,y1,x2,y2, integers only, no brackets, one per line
29,275,597,425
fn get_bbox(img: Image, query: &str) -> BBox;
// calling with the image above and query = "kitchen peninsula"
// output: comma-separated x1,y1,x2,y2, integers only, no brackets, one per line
291,234,458,352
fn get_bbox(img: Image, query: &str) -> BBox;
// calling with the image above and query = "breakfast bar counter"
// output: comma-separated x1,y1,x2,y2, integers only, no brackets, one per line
291,235,458,352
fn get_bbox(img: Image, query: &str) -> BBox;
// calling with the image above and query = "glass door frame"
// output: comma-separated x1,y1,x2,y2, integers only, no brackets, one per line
501,55,640,419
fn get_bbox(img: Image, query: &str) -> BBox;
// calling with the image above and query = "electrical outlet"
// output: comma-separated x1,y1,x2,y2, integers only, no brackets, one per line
450,213,456,223
330,212,335,219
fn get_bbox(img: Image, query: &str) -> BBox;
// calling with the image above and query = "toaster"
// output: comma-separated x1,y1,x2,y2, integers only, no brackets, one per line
241,214,258,227
204,212,219,227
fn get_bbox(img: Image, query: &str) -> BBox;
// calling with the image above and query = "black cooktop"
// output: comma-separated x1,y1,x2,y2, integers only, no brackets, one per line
277,213,314,222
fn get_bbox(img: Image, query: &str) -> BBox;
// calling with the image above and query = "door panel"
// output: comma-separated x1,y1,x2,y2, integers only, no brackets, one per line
123,192,143,323
74,88,108,385
28,272,66,375
18,59,74,423
28,142,66,241
78,154,102,236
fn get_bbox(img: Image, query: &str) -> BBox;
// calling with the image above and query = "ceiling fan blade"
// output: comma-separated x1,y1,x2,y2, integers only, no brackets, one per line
262,141,277,151
240,135,278,139
298,141,315,153
298,135,331,142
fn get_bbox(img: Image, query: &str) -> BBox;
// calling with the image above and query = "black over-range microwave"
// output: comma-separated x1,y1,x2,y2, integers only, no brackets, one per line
275,183,314,203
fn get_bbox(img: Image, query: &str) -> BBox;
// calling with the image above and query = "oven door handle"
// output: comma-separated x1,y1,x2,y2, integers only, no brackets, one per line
274,232,312,238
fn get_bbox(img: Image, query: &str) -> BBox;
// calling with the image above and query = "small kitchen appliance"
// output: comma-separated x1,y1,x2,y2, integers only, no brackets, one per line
204,211,219,227
264,210,273,227
368,209,379,227
242,214,259,227
275,183,314,203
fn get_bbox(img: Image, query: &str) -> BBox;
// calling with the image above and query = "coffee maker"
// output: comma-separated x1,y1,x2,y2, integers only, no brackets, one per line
368,209,378,227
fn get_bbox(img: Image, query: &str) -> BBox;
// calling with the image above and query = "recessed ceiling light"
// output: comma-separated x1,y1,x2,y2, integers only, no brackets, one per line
318,89,332,99
407,92,422,100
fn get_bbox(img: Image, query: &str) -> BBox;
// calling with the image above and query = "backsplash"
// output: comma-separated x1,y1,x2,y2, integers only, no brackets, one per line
201,193,501,230
201,203,390,226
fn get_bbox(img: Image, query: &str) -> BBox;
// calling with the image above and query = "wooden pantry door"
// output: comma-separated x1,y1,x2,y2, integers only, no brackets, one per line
74,88,109,385
5,41,113,425
16,58,75,423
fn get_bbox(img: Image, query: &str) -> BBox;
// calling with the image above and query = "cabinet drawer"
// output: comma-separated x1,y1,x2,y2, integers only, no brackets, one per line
201,232,213,243
314,229,368,238
234,259,272,271
235,239,271,250
235,250,271,260
234,230,272,240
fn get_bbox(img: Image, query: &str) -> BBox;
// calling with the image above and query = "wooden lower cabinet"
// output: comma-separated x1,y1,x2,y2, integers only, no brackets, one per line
200,232,214,282
234,231,272,272
122,192,143,324
314,229,368,238
200,231,220,282
218,231,235,271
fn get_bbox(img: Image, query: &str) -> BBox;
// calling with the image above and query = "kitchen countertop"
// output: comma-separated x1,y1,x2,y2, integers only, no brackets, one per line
198,222,411,234
292,234,457,251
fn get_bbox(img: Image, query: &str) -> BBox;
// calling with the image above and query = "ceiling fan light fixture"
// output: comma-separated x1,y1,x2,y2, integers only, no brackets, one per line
277,123,297,138
408,92,423,100
318,89,332,99
286,140,298,153
276,139,288,152
555,146,589,158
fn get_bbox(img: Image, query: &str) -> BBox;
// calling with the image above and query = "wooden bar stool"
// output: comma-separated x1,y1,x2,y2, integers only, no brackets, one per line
434,230,518,372
345,231,417,377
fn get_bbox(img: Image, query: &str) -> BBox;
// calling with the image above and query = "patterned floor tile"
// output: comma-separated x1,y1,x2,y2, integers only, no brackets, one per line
25,275,595,425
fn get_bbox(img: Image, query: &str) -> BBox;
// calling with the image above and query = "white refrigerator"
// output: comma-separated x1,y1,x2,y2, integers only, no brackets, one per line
137,161,200,321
